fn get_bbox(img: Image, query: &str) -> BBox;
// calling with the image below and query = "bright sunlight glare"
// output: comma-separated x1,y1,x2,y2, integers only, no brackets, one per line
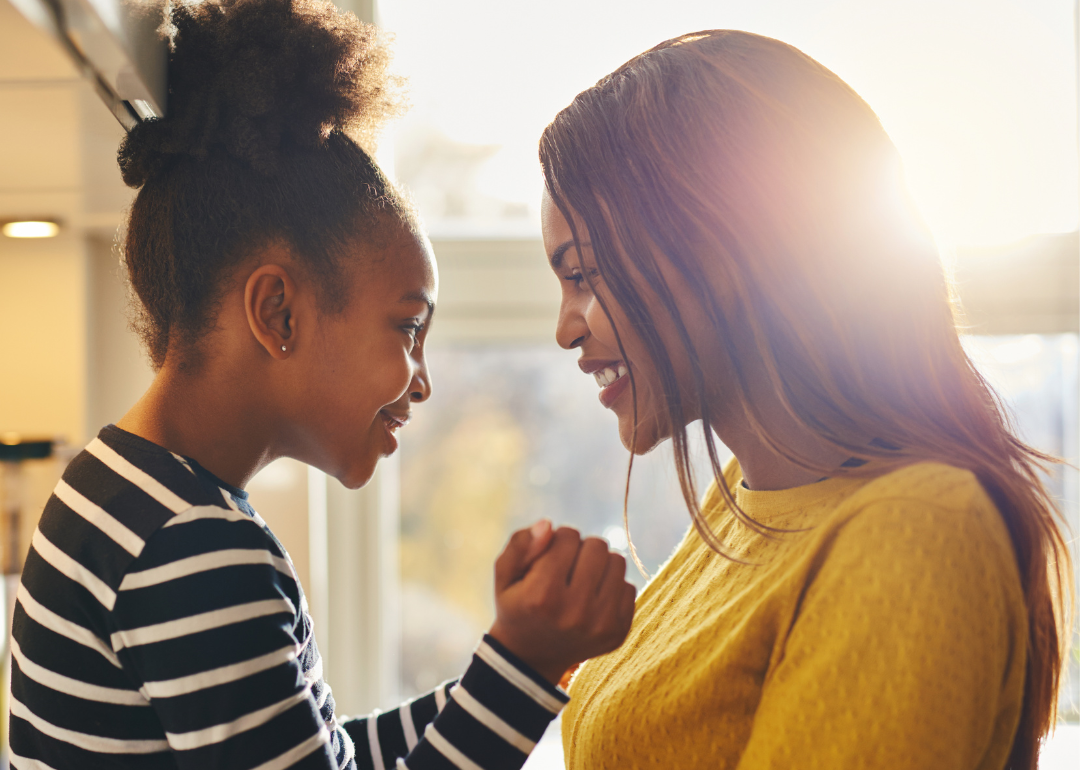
380,0,1077,248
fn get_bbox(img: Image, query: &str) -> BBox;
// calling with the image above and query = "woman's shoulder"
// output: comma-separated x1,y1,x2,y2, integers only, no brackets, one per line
841,460,1003,540
696,457,1015,563
701,458,1015,571
852,459,987,507
826,461,1021,589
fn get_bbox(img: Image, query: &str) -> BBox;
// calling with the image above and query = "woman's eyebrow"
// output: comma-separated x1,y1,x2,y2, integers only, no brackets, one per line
549,239,592,269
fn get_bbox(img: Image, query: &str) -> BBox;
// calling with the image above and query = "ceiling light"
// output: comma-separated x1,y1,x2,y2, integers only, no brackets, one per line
2,221,60,239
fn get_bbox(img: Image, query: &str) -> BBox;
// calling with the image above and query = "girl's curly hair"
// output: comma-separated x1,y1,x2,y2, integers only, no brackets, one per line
119,0,409,370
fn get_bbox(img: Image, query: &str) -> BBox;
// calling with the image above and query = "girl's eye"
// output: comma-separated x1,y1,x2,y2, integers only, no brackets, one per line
403,322,425,339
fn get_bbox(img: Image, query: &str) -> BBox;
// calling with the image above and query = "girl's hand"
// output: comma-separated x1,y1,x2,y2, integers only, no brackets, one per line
488,522,637,686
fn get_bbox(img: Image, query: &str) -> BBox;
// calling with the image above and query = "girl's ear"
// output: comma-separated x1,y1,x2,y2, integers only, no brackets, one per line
244,263,297,359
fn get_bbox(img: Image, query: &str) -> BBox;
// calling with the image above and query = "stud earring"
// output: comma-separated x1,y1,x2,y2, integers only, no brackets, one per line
281,345,287,352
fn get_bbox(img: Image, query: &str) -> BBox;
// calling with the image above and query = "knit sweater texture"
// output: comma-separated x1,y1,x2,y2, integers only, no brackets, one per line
562,460,1027,769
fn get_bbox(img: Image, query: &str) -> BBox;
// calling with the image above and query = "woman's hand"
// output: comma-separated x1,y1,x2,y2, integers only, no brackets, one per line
488,521,637,686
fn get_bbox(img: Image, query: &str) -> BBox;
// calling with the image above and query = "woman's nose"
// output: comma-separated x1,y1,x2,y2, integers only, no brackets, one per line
556,300,589,350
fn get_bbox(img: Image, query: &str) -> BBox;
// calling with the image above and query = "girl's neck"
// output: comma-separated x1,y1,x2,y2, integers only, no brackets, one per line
116,364,278,489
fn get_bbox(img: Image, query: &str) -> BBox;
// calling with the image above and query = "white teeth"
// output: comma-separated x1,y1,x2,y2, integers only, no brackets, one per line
593,365,626,388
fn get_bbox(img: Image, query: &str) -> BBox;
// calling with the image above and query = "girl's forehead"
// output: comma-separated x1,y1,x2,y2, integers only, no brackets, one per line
363,230,438,301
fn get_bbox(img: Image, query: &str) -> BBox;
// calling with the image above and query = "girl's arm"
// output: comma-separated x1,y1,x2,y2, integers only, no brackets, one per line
110,515,627,770
344,526,631,770
344,636,567,770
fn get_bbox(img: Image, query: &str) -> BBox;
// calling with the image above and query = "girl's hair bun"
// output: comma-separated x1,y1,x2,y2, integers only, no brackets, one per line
118,0,403,187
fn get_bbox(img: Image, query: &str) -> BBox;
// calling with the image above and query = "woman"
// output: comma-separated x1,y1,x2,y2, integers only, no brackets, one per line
540,30,1072,769
8,2,635,769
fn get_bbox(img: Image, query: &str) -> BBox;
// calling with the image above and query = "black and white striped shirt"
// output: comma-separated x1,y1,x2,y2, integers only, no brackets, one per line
10,425,568,769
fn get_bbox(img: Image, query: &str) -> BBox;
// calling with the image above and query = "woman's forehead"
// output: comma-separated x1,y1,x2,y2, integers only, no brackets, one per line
542,194,594,270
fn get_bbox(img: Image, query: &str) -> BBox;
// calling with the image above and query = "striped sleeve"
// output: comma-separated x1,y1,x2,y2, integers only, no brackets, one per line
109,510,337,770
344,636,568,770
10,426,569,770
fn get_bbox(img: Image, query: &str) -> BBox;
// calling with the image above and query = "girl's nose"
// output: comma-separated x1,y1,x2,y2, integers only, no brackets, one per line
409,362,432,403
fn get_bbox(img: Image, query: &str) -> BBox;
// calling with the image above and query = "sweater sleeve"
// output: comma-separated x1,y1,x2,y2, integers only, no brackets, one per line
345,635,569,770
734,495,1027,770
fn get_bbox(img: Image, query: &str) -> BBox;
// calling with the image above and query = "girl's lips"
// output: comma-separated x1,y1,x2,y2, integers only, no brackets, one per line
379,410,409,453
381,418,399,454
599,372,630,409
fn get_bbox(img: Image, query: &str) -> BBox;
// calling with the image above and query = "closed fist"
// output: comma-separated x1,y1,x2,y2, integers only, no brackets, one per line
488,521,637,685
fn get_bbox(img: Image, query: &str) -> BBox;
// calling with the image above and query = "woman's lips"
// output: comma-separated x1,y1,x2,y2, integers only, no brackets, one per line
579,360,630,409
599,372,630,409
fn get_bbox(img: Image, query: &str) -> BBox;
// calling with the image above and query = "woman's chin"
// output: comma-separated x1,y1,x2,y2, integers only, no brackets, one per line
619,419,668,456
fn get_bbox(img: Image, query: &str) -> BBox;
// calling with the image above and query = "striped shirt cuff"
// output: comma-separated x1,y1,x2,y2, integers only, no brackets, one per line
397,636,568,770
475,635,569,708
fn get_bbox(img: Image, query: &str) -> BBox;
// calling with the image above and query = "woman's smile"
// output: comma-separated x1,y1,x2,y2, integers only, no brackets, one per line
578,358,631,408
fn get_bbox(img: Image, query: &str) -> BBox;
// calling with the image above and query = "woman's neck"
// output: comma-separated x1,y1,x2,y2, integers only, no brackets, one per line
720,429,838,491
710,389,850,492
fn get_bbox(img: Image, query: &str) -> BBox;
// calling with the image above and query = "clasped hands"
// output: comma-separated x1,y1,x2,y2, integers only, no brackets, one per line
488,520,637,686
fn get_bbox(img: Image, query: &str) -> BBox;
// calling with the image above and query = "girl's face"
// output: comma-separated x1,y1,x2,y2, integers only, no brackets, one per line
542,193,679,454
290,228,437,488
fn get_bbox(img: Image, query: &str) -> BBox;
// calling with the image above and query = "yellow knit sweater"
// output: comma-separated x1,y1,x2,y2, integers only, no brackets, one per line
563,461,1027,769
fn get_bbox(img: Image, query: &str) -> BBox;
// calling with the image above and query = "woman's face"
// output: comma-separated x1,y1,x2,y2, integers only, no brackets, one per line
542,192,680,454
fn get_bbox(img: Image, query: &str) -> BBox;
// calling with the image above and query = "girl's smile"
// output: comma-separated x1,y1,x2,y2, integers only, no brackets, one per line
379,407,411,454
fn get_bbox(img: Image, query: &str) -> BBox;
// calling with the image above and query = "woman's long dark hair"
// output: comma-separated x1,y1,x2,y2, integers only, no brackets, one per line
540,30,1072,768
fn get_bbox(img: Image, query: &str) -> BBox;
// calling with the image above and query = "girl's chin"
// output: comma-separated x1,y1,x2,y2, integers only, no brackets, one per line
336,420,401,488
337,461,377,490
333,443,381,489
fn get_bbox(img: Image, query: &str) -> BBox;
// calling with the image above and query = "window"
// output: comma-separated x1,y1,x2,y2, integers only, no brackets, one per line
378,0,1076,247
399,344,725,697
964,334,1080,724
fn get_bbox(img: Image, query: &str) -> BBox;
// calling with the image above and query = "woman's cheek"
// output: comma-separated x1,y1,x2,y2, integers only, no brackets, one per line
585,298,619,350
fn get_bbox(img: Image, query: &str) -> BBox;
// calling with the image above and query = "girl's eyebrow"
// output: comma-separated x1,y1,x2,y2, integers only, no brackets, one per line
400,290,435,320
549,239,592,269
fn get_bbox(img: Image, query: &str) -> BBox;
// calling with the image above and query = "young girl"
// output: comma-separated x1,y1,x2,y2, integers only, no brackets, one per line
8,1,635,768
540,31,1073,770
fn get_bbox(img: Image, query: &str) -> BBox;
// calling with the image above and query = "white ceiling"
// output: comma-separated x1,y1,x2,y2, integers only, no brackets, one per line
0,0,133,238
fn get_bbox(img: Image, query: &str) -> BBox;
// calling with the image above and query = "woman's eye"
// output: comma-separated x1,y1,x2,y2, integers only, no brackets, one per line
403,322,425,338
564,269,599,288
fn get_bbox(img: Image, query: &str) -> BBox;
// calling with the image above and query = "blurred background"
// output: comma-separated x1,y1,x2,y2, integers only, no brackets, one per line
0,0,1077,766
